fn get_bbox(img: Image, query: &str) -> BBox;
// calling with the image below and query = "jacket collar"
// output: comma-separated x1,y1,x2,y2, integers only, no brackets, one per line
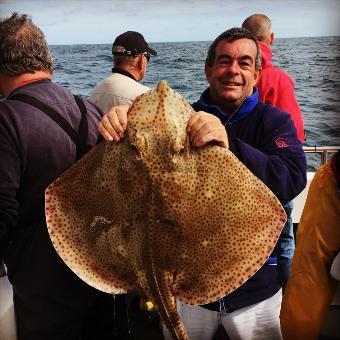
198,87,259,124
112,67,137,81
7,79,51,98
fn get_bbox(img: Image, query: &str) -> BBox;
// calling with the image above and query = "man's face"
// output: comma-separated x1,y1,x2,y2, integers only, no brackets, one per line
205,38,261,110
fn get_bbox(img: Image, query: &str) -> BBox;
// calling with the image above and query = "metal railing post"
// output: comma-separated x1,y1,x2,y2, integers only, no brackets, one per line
303,146,340,165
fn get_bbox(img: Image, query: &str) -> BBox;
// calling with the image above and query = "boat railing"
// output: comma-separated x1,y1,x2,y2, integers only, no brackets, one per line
303,146,340,165
292,145,339,224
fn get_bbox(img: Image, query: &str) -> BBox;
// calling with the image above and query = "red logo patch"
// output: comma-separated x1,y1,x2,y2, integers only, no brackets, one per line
275,138,289,148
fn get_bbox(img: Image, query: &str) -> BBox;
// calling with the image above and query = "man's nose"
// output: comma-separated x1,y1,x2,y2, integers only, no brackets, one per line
228,61,240,74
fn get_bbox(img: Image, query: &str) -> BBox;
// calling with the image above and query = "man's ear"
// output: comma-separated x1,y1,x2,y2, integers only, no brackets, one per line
254,67,262,84
205,64,211,81
137,55,144,70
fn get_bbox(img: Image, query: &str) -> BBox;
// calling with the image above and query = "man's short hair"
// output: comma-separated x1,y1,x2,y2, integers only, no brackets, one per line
112,46,140,68
0,12,53,75
205,27,261,70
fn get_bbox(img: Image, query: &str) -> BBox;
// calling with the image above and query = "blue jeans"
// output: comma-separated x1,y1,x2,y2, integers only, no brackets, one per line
278,201,295,287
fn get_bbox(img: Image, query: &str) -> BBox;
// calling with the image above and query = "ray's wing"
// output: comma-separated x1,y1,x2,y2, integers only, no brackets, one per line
45,140,151,294
151,146,286,305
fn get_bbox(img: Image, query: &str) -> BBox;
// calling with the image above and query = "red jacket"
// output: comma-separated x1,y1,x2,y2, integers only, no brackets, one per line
257,42,305,142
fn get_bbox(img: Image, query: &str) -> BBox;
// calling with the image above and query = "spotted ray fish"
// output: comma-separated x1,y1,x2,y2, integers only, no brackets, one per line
45,80,286,340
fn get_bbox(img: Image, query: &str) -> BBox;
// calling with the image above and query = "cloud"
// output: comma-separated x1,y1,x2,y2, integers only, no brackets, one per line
1,0,339,44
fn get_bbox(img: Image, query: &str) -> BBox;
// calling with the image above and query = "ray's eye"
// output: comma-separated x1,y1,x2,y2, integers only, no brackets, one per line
170,139,184,155
171,143,185,163
131,144,141,160
172,146,184,163
131,134,146,160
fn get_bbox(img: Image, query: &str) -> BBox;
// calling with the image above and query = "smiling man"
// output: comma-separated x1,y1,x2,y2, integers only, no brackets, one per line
182,27,306,340
98,27,307,340
204,39,260,110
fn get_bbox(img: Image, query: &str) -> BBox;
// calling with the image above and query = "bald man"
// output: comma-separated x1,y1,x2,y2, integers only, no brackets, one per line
242,14,304,289
242,14,304,142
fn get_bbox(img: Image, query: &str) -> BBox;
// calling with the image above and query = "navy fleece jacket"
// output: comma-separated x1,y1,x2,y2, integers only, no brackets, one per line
192,87,306,312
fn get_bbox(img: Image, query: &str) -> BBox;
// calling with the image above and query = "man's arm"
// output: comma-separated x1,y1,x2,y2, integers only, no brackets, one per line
0,122,20,240
97,104,130,142
230,109,306,204
187,111,228,148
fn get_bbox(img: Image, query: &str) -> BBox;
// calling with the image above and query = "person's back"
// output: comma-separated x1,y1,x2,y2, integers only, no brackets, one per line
242,14,305,143
90,31,156,112
1,81,102,231
91,72,150,112
0,13,115,340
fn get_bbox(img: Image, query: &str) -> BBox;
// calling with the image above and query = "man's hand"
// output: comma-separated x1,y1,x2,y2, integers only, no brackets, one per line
97,104,130,142
187,111,229,148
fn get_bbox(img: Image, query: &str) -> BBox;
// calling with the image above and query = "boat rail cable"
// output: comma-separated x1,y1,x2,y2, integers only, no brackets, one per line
303,146,340,165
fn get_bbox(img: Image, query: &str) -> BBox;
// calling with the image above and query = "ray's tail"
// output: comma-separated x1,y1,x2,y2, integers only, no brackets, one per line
146,255,188,340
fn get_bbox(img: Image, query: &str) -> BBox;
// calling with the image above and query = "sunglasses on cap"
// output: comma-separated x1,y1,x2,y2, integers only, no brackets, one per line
113,50,151,62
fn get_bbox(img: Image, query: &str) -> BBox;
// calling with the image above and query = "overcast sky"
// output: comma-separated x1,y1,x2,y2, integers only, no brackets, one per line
1,0,339,45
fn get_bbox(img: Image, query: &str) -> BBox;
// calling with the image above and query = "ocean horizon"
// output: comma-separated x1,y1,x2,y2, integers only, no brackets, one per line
49,35,340,46
50,36,340,171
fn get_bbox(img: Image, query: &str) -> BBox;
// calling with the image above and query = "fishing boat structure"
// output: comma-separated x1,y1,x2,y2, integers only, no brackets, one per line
0,146,339,340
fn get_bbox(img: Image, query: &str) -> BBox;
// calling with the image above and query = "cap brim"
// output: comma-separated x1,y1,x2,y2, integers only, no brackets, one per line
148,47,157,56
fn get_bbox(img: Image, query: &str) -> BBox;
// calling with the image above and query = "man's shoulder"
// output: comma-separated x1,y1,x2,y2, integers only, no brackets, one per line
1,81,101,119
12,80,73,102
261,64,294,85
253,101,291,121
253,102,295,135
191,99,201,111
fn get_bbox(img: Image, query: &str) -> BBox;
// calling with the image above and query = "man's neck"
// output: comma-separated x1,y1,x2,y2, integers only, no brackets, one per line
0,71,52,97
112,66,139,81
126,67,141,81
208,93,240,115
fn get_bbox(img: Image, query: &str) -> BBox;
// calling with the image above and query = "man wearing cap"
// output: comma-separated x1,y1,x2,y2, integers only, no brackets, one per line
91,31,159,339
90,31,157,113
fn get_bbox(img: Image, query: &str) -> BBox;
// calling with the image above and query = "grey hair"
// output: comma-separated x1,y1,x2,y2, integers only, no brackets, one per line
205,27,262,70
0,12,53,75
112,46,139,68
